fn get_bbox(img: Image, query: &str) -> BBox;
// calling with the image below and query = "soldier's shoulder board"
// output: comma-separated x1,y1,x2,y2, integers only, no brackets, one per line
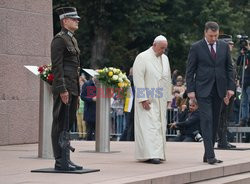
55,31,66,38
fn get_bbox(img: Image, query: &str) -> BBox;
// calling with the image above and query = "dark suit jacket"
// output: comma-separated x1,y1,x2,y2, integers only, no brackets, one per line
80,80,96,122
176,110,200,135
186,39,234,98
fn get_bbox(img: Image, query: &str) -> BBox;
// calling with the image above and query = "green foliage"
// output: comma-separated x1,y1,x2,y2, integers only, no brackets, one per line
52,0,249,75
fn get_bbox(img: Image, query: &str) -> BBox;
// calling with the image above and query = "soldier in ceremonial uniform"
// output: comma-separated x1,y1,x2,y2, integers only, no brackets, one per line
217,34,236,149
51,7,82,171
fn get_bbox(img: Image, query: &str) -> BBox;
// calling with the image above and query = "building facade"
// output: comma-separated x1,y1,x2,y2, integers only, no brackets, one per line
0,0,53,145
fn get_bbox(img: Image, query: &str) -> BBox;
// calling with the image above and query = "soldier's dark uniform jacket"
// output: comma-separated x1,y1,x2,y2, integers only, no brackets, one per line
51,28,80,96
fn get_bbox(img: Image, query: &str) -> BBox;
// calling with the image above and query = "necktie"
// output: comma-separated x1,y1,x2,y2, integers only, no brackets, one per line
209,43,216,60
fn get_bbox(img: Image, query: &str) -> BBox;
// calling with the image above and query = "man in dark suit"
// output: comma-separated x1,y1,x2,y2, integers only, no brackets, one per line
169,98,201,142
51,7,82,171
80,77,96,140
186,21,235,165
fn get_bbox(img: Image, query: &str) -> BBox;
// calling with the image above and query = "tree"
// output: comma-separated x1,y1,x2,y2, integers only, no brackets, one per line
75,0,168,73
52,0,249,75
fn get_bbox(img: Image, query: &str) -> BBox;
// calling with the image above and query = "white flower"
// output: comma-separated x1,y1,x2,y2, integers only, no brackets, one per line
117,69,122,74
118,78,123,82
103,67,108,72
118,73,123,78
112,75,118,81
109,67,114,71
125,79,130,83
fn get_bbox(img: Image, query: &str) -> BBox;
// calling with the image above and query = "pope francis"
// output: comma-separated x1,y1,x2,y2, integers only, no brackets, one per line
133,35,172,164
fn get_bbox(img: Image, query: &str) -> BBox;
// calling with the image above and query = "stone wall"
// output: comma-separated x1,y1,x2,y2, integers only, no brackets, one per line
0,0,53,145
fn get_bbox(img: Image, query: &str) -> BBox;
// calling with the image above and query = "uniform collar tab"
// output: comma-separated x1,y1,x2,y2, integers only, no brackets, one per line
67,31,73,37
61,28,74,37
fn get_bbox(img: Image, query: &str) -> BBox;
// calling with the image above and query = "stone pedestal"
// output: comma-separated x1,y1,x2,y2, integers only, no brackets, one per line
38,80,53,158
95,82,111,152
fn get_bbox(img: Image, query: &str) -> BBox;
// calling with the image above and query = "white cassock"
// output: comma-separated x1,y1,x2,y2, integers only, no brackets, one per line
133,47,172,160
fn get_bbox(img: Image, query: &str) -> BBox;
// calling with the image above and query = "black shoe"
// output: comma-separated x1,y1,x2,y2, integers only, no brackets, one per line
54,160,76,171
236,121,246,127
145,158,161,164
228,143,236,148
203,156,207,163
207,158,223,165
217,144,227,149
218,143,236,149
68,160,83,170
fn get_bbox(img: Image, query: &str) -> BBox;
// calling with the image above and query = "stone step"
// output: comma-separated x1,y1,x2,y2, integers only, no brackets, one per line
193,172,250,184
2,142,250,184
98,160,250,184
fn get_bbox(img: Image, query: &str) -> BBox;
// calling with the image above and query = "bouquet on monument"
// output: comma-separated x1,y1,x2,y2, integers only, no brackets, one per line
38,64,54,85
96,67,131,98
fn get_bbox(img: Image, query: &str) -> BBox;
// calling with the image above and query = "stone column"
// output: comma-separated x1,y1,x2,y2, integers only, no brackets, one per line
38,80,53,158
95,82,111,152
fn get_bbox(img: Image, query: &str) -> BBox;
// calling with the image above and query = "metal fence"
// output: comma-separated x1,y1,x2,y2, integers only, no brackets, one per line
110,108,126,140
73,106,178,141
166,108,178,138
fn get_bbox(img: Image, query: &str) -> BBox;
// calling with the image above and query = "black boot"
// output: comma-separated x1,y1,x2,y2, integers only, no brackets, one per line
54,158,76,171
66,148,83,170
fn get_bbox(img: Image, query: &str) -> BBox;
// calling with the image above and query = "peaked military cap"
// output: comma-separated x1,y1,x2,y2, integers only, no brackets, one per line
56,7,80,20
219,34,234,44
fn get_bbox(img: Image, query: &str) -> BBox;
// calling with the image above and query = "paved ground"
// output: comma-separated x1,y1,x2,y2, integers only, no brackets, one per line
1,141,250,184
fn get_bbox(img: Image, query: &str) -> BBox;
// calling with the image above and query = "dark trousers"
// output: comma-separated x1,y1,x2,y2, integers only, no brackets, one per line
197,85,222,159
51,94,78,159
86,121,95,140
120,109,135,141
218,97,234,146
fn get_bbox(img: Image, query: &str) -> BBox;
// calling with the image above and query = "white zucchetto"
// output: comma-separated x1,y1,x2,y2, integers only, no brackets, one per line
154,35,167,43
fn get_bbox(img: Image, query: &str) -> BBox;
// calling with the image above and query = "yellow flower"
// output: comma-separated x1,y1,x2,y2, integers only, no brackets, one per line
108,71,113,77
118,82,124,88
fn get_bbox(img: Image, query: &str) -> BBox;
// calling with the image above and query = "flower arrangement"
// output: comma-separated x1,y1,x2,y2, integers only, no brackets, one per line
38,64,54,85
96,67,131,96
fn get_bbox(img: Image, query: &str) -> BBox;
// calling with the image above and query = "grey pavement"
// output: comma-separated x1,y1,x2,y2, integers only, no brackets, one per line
1,141,250,184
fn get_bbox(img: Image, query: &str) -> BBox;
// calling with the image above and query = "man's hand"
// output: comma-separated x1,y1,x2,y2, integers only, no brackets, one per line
188,92,196,100
223,96,230,105
92,96,97,102
77,96,80,109
60,91,69,104
181,104,187,112
226,90,234,99
141,100,151,110
169,122,177,129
